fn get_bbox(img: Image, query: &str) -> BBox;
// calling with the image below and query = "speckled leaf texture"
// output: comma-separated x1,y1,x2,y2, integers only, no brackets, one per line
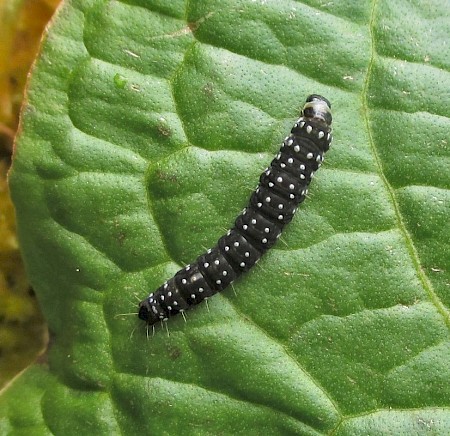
3,0,449,434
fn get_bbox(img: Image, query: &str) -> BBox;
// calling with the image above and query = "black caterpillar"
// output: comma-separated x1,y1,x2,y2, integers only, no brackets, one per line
138,95,332,326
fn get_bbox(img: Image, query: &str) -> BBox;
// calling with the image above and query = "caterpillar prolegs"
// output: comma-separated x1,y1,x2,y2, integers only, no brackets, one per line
138,95,333,326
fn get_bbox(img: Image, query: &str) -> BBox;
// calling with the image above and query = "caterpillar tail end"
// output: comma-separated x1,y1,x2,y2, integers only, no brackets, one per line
138,299,159,325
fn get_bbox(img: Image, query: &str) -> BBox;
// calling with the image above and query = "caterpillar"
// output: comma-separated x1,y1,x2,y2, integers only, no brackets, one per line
138,94,332,326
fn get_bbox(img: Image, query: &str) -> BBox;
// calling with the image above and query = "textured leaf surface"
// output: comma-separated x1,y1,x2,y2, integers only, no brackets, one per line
4,0,450,434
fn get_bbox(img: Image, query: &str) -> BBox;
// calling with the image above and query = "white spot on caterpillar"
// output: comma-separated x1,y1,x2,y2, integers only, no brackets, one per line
306,152,314,159
294,145,300,152
318,131,325,139
306,125,313,134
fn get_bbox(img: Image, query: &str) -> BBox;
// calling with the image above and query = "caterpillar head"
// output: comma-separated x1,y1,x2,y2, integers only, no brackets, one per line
303,94,332,127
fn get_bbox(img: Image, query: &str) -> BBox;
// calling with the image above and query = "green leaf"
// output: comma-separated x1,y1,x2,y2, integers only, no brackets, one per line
5,0,450,434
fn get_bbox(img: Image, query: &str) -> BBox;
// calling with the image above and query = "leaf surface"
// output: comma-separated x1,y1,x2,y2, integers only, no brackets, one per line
4,0,450,434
